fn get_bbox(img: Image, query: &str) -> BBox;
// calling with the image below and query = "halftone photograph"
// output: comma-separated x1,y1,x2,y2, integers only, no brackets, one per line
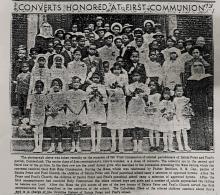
10,13,213,154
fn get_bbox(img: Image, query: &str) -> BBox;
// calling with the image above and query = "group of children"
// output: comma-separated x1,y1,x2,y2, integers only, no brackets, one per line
12,17,211,153
14,50,194,154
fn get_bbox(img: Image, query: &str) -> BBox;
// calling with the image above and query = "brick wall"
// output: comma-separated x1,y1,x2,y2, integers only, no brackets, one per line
11,14,28,60
177,15,213,46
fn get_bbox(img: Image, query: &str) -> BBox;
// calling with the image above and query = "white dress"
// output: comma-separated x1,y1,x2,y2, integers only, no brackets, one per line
158,100,175,133
86,83,107,125
145,93,161,130
173,96,191,131
45,92,66,128
105,73,128,129
126,82,150,128
65,89,87,125
145,61,163,85
162,59,184,90
67,60,87,84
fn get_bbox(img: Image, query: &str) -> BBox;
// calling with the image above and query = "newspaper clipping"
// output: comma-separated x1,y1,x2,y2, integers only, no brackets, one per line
9,0,215,194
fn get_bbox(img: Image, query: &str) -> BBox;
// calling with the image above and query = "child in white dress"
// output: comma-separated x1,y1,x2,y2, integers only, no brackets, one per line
26,80,47,153
126,70,150,152
158,87,175,152
105,62,128,152
65,76,88,153
46,78,66,153
86,73,107,152
49,54,68,91
28,54,50,95
145,81,161,152
173,84,194,151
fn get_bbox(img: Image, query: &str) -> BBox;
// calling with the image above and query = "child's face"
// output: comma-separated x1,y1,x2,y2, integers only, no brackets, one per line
89,34,95,42
192,49,200,58
78,38,86,47
152,41,159,49
177,40,184,49
84,30,90,37
116,58,124,67
64,41,72,51
130,52,139,63
35,84,43,94
18,50,26,59
105,36,113,45
71,37,78,48
96,20,103,27
30,51,38,59
55,57,62,68
170,52,177,60
145,23,152,31
167,39,174,48
65,34,71,40
103,63,109,73
124,27,132,33
57,31,64,39
72,25,78,32
149,82,157,91
54,45,62,54
113,26,120,35
122,35,129,44
88,45,96,55
132,73,141,82
74,51,82,61
92,76,100,84
136,38,143,47
185,42,193,51
113,66,121,76
72,79,81,89
22,63,29,72
104,24,110,32
48,43,54,53
38,57,46,67
175,87,183,97
52,81,61,92
163,92,170,100
98,30,105,38
149,52,157,61
88,23,95,31
115,39,123,49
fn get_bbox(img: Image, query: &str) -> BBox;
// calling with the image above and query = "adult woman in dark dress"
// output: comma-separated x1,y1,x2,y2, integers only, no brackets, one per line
185,61,213,151
35,22,54,54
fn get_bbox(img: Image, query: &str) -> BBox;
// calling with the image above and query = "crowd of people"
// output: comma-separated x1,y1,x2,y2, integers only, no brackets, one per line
11,16,213,153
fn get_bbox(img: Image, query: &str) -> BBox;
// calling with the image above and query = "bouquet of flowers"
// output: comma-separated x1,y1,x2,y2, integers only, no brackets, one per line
68,119,82,132
145,102,157,115
131,87,144,97
89,86,103,102
182,98,194,119
109,81,121,89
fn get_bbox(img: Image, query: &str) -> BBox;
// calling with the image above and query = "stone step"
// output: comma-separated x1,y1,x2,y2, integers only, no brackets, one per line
11,136,179,153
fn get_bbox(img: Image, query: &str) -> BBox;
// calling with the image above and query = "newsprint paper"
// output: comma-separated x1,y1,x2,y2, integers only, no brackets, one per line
0,0,220,194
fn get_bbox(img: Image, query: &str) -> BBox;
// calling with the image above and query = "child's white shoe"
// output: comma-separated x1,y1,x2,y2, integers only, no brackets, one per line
137,140,143,153
178,144,184,151
76,142,81,153
163,145,168,152
133,140,138,152
96,145,100,152
37,146,42,153
169,146,175,152
57,142,63,153
47,144,55,153
70,142,76,153
33,146,39,153
184,145,191,151
91,147,96,153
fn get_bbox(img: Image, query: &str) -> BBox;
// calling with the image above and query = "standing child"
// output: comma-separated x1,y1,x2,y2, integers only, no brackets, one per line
126,70,150,152
65,76,87,153
86,73,107,152
15,61,31,118
28,54,50,95
173,84,194,151
26,80,47,153
145,81,161,152
105,62,128,152
46,78,66,153
158,87,175,152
